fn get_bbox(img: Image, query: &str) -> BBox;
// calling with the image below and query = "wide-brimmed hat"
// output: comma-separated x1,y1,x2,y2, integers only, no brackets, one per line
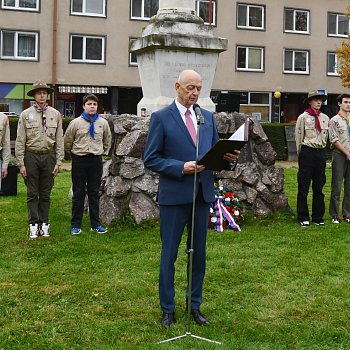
27,80,52,97
303,90,327,105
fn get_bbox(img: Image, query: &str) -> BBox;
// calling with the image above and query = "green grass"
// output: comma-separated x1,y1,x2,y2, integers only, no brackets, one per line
1,165,350,349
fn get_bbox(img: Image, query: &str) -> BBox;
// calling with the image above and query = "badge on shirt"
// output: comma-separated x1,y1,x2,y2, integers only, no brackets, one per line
306,117,314,123
28,113,35,121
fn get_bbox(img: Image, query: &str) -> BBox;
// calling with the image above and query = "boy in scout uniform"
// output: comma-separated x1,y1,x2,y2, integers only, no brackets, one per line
64,94,111,235
15,80,64,239
0,112,11,191
328,94,350,224
295,90,329,227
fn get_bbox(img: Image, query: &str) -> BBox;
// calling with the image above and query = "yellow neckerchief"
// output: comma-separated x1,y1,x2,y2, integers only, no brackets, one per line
338,111,350,136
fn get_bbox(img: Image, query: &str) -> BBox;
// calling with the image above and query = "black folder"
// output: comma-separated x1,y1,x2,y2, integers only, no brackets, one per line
198,139,247,171
198,120,249,171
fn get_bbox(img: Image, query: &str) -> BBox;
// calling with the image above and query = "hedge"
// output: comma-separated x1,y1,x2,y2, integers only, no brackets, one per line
7,118,329,161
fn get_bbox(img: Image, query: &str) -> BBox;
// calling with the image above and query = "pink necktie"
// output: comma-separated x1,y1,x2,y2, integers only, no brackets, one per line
185,109,197,144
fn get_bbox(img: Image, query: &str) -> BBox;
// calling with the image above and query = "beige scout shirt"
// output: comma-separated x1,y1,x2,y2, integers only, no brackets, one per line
15,106,64,167
329,114,350,154
295,111,329,154
64,116,111,156
0,113,11,169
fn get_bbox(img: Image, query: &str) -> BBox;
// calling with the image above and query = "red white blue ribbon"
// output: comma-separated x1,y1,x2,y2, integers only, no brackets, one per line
214,195,241,232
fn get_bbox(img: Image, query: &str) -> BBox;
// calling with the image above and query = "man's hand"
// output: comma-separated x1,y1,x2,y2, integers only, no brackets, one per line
20,165,27,179
1,168,8,179
223,150,240,162
52,164,60,177
183,161,205,175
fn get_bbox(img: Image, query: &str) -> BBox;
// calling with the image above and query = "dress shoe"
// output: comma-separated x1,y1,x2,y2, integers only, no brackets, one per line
161,312,175,328
191,309,209,326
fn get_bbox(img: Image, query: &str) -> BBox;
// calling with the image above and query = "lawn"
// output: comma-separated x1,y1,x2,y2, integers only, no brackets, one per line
1,164,350,349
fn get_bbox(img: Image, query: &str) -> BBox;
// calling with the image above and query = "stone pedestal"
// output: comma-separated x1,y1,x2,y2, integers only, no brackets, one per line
130,0,227,116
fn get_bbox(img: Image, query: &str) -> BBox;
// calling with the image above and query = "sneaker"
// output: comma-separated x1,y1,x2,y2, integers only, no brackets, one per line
313,221,325,226
299,220,310,227
332,217,340,224
28,224,39,240
41,223,50,237
71,227,81,235
343,216,350,223
91,225,108,234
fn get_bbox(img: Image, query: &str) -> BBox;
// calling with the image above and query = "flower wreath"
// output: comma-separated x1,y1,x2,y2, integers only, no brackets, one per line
208,181,243,232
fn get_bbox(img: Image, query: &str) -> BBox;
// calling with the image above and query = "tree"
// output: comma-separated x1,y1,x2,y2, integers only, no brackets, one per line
336,5,350,87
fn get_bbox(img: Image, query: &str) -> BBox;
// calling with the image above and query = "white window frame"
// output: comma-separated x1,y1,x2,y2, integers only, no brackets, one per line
70,0,106,17
0,30,39,60
328,12,350,37
327,52,339,76
1,0,39,11
283,49,309,75
284,8,310,34
237,3,265,30
129,38,138,66
195,0,216,26
70,34,105,64
130,0,159,20
236,45,264,72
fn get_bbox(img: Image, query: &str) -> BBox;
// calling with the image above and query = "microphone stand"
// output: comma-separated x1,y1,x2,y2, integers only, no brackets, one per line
159,110,222,345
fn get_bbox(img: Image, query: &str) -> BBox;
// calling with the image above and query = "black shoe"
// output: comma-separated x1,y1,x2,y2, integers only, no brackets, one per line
191,309,209,326
161,312,175,328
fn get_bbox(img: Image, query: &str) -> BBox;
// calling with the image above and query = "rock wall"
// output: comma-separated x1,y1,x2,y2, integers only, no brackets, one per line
99,113,290,224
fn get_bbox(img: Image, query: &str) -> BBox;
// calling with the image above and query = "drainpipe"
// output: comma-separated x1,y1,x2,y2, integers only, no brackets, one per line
51,0,58,107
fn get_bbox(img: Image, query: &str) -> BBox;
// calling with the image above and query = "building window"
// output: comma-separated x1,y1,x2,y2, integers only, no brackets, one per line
129,38,138,66
195,0,216,25
283,49,309,74
284,8,309,34
237,3,265,30
240,92,271,122
327,52,339,76
1,0,39,11
236,46,264,72
131,0,158,20
70,35,105,64
71,0,106,17
328,12,349,37
0,30,38,60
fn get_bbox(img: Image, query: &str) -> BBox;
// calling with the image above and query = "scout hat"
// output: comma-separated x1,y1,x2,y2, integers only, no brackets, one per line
27,80,53,97
303,90,327,105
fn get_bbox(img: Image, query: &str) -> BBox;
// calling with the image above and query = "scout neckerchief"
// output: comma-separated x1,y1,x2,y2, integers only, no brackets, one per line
338,110,350,137
33,102,49,134
305,107,322,133
81,112,99,139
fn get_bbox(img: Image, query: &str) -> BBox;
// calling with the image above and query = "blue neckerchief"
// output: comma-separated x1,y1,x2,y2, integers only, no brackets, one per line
81,112,99,139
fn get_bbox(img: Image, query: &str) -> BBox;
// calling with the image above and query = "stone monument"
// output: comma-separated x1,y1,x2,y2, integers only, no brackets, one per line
130,0,228,115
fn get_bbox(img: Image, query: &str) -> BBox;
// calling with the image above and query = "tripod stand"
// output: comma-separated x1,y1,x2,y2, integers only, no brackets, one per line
159,107,222,345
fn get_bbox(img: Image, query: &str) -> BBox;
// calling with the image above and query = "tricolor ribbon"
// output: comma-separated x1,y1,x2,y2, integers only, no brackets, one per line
214,195,241,232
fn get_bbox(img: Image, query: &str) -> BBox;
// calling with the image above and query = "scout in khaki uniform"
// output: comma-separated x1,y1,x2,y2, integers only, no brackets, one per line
0,112,11,191
295,90,329,227
15,81,64,239
328,94,350,224
64,93,111,235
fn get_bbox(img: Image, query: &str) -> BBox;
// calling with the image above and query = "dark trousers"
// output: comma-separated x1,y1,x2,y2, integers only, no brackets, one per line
71,154,102,228
329,151,350,217
24,152,55,224
297,145,326,222
159,186,210,313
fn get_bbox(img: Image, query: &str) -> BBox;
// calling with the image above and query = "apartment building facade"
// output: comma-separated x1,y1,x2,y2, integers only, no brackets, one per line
0,0,348,121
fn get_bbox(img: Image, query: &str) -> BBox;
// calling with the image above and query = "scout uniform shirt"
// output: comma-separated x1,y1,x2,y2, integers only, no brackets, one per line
0,113,11,169
64,115,111,156
295,111,329,154
15,106,64,167
329,113,350,154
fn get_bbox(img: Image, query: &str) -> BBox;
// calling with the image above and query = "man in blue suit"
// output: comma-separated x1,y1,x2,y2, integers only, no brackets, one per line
143,70,239,328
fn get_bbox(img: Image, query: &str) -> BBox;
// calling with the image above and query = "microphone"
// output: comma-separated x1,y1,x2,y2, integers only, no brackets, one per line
193,103,205,125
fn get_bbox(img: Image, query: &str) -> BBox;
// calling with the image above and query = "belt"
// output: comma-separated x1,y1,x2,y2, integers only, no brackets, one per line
26,148,53,155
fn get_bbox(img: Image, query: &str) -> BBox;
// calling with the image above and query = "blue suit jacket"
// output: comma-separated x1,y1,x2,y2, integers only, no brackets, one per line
143,101,219,205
